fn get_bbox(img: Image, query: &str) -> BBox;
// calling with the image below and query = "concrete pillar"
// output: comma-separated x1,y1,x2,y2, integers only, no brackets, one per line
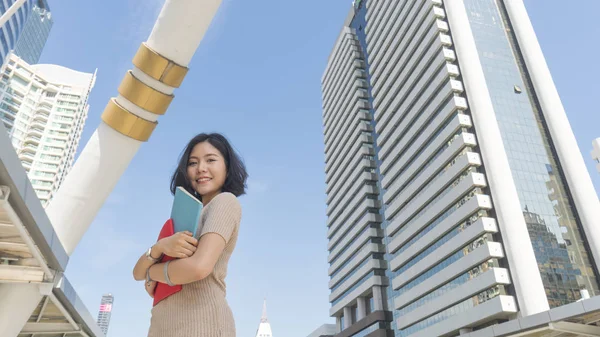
336,316,342,332
444,0,549,316
343,306,352,329
373,286,384,311
357,297,367,320
45,0,224,256
0,283,43,337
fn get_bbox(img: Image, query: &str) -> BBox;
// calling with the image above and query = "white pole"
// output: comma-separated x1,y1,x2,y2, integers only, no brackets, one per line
503,0,600,275
46,0,223,256
444,0,549,316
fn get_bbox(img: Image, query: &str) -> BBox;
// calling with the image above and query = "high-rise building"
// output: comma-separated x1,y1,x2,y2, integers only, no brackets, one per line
0,53,96,206
13,1,53,64
97,293,114,336
321,1,600,337
0,0,51,67
255,299,273,337
593,138,600,174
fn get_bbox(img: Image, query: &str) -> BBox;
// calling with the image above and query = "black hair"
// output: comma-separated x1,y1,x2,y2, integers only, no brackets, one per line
170,133,248,201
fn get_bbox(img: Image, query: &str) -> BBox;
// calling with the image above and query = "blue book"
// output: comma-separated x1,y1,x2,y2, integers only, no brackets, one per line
170,186,203,236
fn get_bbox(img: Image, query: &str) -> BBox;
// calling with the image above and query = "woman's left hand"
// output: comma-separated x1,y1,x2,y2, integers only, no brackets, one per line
145,280,157,298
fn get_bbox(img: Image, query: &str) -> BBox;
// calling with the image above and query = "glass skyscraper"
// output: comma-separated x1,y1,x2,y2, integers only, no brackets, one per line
0,0,52,67
13,1,52,64
321,1,600,336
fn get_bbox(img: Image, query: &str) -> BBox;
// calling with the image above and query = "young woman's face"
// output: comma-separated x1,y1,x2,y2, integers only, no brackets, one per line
187,141,227,204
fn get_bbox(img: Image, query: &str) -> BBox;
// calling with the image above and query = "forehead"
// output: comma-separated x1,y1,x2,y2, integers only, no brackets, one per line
189,141,221,157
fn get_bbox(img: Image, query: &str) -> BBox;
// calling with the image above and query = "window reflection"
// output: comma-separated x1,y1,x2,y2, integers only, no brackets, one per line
464,0,599,307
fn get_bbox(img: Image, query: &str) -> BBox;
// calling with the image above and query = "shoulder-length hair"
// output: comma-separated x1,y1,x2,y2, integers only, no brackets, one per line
170,133,248,201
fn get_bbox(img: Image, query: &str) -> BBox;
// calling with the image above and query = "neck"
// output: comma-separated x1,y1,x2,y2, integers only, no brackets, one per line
201,190,221,206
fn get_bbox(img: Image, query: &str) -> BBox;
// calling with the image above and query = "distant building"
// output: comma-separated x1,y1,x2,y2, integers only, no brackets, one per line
254,299,273,337
306,324,336,337
97,293,114,336
0,53,96,206
13,1,53,64
593,138,600,174
0,0,53,66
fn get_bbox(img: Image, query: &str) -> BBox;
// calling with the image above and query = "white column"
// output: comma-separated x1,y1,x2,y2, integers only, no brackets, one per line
0,283,43,337
592,139,600,174
444,0,549,316
503,0,600,274
357,297,367,320
343,307,352,329
372,286,384,311
336,316,342,332
45,0,223,256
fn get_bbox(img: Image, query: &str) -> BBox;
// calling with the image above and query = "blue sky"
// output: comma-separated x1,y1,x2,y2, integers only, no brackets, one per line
35,1,600,336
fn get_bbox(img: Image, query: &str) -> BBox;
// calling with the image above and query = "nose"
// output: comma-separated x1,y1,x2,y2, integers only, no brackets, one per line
197,160,208,173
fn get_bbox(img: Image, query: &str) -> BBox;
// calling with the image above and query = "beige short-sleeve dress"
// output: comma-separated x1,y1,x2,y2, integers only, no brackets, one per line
147,192,242,337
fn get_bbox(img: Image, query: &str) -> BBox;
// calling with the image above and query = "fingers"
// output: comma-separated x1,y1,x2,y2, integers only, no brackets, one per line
145,281,156,298
182,234,199,246
182,241,197,253
179,247,195,258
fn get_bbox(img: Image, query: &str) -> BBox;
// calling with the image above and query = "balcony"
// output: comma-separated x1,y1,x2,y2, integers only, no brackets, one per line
31,120,46,130
29,127,44,137
37,104,52,114
24,136,41,146
19,151,35,159
22,144,38,153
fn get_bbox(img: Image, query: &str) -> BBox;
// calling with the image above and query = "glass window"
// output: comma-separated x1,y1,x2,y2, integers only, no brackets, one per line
464,0,600,307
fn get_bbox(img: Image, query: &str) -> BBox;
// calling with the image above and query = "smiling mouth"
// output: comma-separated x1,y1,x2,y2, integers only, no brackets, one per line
197,178,212,184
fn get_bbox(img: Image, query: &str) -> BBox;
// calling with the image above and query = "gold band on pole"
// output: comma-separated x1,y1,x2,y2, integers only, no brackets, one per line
118,71,174,115
132,43,189,88
101,99,157,142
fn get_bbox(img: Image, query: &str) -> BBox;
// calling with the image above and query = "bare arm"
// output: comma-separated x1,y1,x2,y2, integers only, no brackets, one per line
148,233,226,284
132,231,198,281
148,193,241,285
132,245,162,281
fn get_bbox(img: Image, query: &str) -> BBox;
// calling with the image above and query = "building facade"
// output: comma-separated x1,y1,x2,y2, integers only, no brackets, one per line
321,1,600,336
593,138,600,174
0,53,96,206
0,0,51,66
97,293,114,336
13,0,53,64
306,324,337,337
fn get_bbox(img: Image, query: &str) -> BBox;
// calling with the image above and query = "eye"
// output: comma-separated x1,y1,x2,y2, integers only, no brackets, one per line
188,161,197,167
207,158,217,163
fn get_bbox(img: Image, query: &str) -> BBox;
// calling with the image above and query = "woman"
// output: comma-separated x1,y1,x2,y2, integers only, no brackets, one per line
132,132,248,337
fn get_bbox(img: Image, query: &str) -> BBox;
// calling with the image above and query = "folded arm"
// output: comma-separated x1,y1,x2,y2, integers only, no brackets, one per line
148,232,226,284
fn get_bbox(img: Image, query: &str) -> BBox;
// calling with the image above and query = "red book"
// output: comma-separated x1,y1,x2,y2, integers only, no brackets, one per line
152,219,182,306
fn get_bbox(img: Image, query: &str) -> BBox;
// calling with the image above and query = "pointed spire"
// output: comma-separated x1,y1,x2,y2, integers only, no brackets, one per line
261,298,268,323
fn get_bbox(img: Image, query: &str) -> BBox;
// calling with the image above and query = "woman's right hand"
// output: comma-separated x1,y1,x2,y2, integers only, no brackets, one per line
156,231,199,258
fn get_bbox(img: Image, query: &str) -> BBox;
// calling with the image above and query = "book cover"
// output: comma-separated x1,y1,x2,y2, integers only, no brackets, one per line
153,219,181,306
170,186,203,236
152,187,203,306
